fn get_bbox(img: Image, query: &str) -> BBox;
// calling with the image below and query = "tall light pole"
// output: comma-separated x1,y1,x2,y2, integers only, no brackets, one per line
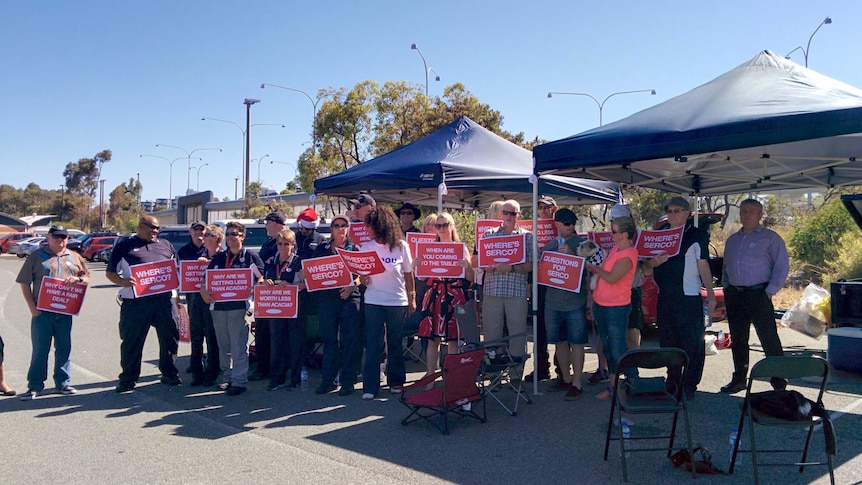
547,89,656,126
139,154,197,202
201,117,284,192
99,179,106,229
243,99,261,198
260,83,324,159
155,145,222,194
410,43,441,97
253,154,270,182
785,16,832,67
189,163,209,191
270,160,298,191
234,176,239,200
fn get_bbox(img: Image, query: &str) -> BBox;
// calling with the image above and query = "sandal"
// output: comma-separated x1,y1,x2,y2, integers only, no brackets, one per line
1,389,16,397
595,386,613,401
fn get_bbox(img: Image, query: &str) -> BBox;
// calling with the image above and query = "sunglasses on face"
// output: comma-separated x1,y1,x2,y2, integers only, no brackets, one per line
225,232,242,237
51,234,68,239
400,211,414,216
354,203,368,210
666,208,687,214
559,221,574,227
501,210,519,217
276,242,294,247
331,223,349,229
204,233,217,238
434,222,450,229
142,222,160,231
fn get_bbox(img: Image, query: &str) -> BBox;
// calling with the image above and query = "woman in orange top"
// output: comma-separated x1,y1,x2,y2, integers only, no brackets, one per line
590,216,638,400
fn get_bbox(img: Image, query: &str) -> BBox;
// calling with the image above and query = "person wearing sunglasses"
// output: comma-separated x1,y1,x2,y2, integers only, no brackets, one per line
260,229,306,392
309,214,362,396
177,221,220,387
396,203,422,235
16,225,90,400
200,221,265,396
249,211,287,383
107,216,181,394
539,208,591,401
415,212,474,385
347,194,375,223
642,197,716,401
481,199,533,375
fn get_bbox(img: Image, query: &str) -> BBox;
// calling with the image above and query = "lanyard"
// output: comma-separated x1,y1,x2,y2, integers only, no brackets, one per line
226,249,241,268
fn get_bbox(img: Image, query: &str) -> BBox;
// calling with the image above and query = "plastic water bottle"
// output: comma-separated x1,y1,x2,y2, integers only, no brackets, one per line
703,301,712,328
558,237,565,249
300,367,308,391
728,427,740,467
622,425,632,457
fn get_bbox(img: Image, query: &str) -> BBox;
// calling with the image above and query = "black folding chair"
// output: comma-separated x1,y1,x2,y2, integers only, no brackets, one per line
480,332,532,416
603,348,696,482
729,355,834,485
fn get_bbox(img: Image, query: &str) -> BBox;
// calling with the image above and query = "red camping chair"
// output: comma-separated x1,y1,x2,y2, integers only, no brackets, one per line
396,348,487,434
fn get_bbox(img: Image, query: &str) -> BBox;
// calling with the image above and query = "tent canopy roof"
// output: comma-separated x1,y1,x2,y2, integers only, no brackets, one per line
533,51,862,196
315,116,619,208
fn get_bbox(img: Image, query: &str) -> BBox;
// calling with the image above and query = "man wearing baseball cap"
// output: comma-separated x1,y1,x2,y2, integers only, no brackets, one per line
643,196,716,400
348,194,376,223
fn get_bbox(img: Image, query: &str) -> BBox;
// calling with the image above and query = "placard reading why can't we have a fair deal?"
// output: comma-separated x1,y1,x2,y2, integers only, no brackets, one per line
36,277,88,316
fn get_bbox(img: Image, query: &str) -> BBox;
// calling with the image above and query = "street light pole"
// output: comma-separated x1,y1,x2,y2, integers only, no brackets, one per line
253,154,271,183
270,160,298,191
234,176,239,200
785,16,832,67
260,83,324,159
139,154,196,202
547,89,656,126
410,43,441,97
243,99,261,199
155,145,222,194
59,184,65,222
190,163,209,191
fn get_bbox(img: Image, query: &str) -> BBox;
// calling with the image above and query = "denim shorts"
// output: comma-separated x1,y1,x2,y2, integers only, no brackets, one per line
544,307,588,345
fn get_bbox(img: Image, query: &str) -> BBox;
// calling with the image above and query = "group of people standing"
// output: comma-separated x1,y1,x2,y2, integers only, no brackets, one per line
6,194,789,406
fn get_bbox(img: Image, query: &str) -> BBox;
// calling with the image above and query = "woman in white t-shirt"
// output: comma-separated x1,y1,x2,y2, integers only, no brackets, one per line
358,206,415,400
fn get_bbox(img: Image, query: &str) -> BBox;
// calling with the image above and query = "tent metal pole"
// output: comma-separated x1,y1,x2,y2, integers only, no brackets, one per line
531,173,541,396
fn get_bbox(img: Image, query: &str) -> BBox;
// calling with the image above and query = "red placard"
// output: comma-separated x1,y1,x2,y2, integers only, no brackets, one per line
36,276,87,316
477,234,526,268
415,241,467,278
349,222,372,245
254,285,299,318
336,248,386,276
206,268,254,302
130,259,180,297
406,232,436,259
588,231,616,253
537,251,586,293
179,260,209,293
635,226,685,258
475,219,502,242
516,220,533,232
533,219,558,250
302,254,354,292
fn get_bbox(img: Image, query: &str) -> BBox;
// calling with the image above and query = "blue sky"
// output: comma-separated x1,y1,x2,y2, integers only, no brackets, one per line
1,1,859,203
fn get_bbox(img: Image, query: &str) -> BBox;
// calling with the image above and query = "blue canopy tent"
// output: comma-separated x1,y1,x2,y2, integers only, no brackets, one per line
314,116,620,210
533,51,862,196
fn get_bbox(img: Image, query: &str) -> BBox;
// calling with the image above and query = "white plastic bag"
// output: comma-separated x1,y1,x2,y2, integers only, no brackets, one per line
780,283,831,339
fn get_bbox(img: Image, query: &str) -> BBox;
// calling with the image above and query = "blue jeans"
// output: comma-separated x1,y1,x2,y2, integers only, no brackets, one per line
27,311,73,391
593,303,630,376
544,307,588,345
363,304,406,396
318,298,361,387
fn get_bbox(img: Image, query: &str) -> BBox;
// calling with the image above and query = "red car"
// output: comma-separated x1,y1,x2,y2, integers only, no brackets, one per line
640,213,727,328
0,232,36,254
82,236,118,261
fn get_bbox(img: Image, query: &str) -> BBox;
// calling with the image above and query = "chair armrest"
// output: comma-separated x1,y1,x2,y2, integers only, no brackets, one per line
395,371,442,392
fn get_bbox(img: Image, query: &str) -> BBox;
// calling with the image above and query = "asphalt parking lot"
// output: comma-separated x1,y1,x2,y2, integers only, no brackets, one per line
1,256,861,484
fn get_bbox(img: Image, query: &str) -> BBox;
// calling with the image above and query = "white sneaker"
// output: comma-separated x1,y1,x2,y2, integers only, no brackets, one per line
19,389,39,401
389,388,402,395
57,386,77,395
361,393,375,400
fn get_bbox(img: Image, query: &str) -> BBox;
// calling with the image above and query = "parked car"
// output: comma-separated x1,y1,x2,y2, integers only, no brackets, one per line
0,232,36,254
16,237,47,258
156,226,193,252
640,212,727,329
8,236,43,256
92,234,133,263
68,231,119,252
82,236,119,261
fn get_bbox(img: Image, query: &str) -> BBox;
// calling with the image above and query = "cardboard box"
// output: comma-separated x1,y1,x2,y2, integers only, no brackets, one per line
827,327,862,374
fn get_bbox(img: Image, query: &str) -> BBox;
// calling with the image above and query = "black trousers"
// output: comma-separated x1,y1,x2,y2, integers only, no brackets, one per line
726,287,783,381
118,295,179,384
187,293,219,380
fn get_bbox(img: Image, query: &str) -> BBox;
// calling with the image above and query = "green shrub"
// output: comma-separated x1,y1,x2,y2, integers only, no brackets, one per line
788,199,855,273
824,230,862,282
